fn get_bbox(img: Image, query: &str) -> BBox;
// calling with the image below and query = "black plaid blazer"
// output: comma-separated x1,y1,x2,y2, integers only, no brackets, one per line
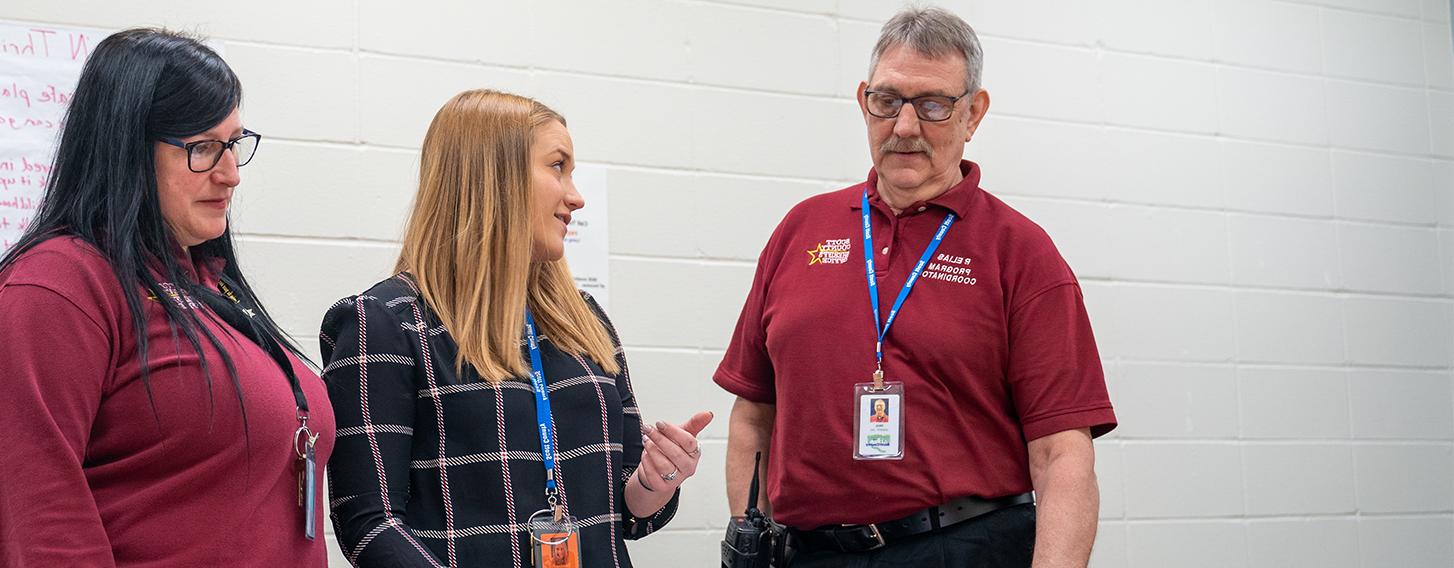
320,274,677,568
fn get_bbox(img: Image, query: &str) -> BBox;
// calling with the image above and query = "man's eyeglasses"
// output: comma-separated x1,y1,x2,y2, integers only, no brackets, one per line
159,129,262,173
863,90,970,122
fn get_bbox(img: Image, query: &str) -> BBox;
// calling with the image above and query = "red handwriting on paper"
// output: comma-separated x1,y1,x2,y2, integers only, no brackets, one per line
0,28,58,58
0,82,74,109
68,31,91,61
21,156,52,175
0,110,60,131
0,195,36,210
0,28,92,61
36,84,72,106
0,159,57,191
0,212,34,235
1,82,31,108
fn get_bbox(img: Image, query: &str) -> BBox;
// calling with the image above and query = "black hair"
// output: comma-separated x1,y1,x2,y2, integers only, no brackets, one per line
0,28,307,427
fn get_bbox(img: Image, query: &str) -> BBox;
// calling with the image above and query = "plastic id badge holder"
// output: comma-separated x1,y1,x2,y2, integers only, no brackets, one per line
853,381,904,460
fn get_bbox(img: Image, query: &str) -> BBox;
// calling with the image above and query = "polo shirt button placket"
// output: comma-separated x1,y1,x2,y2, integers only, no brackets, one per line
882,217,896,263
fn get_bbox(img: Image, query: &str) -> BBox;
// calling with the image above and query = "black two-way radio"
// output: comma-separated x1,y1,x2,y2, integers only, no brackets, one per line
720,452,773,567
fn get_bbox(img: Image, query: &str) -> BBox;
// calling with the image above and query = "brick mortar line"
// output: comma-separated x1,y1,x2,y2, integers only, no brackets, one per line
1136,359,1453,371
674,0,838,20
5,13,1450,96
345,42,1453,100
1109,360,1453,372
267,115,1454,164
1106,438,1454,445
981,33,1441,91
1079,277,1454,301
623,346,727,354
234,233,400,246
244,139,1454,231
1278,0,1431,22
232,236,1454,304
1001,194,1452,230
1109,512,1454,523
1104,439,1454,445
992,113,1453,161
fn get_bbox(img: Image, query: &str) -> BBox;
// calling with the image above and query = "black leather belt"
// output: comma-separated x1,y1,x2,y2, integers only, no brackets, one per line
789,493,1034,553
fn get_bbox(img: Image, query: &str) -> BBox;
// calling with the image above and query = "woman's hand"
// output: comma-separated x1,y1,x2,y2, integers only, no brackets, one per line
634,411,713,494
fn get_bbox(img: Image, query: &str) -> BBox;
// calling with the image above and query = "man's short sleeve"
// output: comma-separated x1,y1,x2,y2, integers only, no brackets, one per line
714,233,781,403
1007,282,1117,441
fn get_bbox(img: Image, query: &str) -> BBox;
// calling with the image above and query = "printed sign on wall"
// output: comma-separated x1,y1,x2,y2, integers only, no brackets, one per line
563,163,609,310
0,22,109,256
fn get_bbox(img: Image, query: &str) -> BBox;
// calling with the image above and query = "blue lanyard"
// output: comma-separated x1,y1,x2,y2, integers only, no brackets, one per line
861,189,956,376
524,310,559,497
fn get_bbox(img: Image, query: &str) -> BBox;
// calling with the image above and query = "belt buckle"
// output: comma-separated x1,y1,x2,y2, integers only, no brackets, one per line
863,523,886,551
831,522,887,552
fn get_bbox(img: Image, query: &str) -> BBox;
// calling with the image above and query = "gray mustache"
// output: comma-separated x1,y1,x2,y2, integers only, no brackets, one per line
880,137,933,156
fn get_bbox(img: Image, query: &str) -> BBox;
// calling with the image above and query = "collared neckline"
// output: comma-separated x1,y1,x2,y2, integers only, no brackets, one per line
154,238,225,287
849,160,982,219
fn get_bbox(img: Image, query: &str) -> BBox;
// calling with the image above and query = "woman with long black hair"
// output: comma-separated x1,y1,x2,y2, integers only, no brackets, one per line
0,29,334,566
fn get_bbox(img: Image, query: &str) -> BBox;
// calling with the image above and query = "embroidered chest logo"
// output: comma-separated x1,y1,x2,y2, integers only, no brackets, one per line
806,238,851,265
145,282,202,309
921,253,977,286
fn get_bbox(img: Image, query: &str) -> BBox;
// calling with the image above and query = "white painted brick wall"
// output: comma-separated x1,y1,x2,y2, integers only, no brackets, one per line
1359,516,1454,566
1241,443,1358,515
1221,139,1336,216
1126,521,1248,568
1238,367,1352,439
1109,363,1237,439
1247,518,1361,568
1332,151,1439,225
2,0,1451,566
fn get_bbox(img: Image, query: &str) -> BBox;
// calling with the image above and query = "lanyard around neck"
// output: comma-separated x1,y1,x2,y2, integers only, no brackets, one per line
205,276,309,416
523,309,560,500
861,189,956,383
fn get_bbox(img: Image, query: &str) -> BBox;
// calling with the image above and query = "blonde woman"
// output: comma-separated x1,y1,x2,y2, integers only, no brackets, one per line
321,90,710,567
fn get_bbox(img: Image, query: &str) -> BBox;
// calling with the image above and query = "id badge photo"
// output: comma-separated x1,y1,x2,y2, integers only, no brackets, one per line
529,509,581,568
853,381,904,460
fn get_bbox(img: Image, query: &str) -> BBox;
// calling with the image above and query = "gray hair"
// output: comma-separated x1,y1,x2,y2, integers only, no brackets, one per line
868,5,984,94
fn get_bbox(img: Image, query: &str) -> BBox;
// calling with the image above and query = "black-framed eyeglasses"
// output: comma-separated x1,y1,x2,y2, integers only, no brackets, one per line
863,90,970,122
159,129,262,173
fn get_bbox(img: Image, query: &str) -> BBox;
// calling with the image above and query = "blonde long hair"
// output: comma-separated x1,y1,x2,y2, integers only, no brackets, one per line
396,89,620,381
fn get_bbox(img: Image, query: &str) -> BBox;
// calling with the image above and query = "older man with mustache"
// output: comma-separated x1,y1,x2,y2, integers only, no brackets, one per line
715,6,1117,568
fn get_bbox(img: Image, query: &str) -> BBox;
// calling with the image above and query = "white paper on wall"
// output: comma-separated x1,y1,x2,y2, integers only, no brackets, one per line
563,163,609,310
0,22,109,256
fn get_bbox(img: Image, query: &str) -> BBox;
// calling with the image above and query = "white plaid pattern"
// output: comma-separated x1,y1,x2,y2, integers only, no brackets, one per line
321,275,677,567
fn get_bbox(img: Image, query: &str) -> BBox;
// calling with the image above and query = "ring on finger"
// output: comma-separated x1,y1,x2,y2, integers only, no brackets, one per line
687,447,701,458
661,469,679,482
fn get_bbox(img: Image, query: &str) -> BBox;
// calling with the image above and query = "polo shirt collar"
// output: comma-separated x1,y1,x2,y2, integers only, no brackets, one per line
852,159,981,219
150,239,224,287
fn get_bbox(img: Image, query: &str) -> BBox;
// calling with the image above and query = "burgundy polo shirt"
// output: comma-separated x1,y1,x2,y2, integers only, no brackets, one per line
0,237,335,566
715,160,1116,529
